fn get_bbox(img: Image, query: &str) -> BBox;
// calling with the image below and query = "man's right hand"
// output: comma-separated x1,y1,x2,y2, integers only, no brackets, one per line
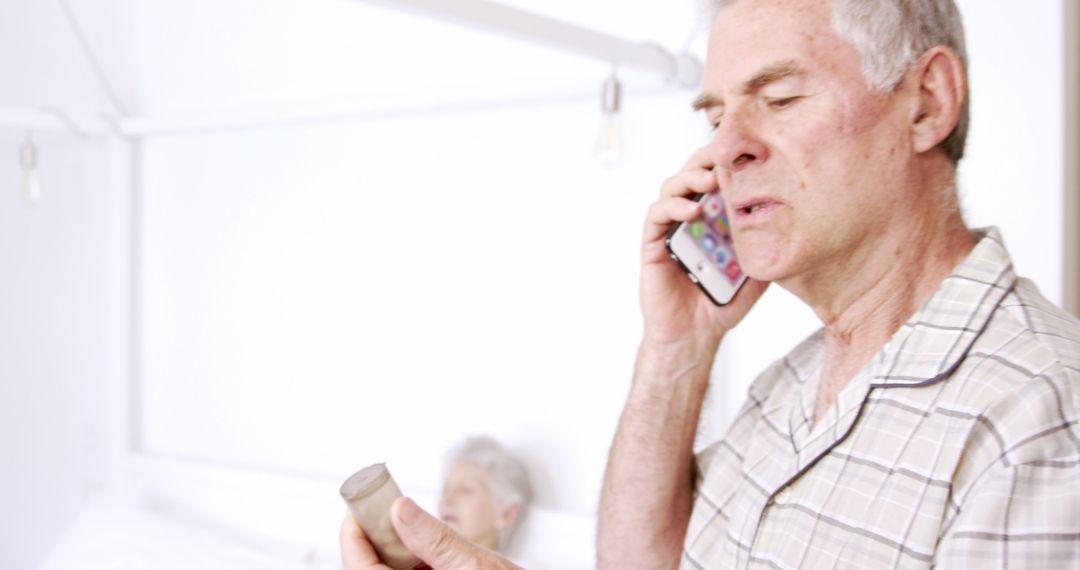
640,145,768,352
598,147,770,569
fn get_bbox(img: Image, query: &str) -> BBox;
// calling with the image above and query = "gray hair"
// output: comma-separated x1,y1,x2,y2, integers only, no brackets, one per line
444,435,533,513
710,0,969,163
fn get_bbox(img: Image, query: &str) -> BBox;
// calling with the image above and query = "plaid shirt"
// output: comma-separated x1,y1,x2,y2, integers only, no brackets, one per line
682,228,1080,569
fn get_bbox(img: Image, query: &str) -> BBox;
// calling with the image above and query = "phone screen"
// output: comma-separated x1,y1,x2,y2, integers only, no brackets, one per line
683,192,744,285
665,191,747,305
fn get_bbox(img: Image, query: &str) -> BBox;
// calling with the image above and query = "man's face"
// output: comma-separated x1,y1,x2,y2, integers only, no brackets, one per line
438,462,501,549
700,0,916,285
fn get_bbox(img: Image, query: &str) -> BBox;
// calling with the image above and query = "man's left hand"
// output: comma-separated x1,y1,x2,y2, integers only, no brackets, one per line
341,496,523,570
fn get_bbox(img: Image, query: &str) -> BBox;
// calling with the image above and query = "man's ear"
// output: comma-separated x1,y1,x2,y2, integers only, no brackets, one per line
909,46,967,155
497,503,521,530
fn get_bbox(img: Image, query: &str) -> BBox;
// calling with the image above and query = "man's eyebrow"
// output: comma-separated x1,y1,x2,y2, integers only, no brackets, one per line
691,93,722,112
743,61,803,93
691,61,805,112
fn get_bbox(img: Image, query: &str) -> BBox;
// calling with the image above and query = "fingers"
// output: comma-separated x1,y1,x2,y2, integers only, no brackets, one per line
391,497,520,570
390,497,476,568
661,166,717,199
340,513,390,570
645,146,718,245
667,145,718,197
642,197,702,244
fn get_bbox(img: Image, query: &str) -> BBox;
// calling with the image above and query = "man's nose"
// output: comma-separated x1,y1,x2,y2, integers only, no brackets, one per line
709,110,769,172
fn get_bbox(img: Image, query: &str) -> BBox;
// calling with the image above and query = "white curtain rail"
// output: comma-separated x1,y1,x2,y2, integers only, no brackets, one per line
1,85,678,139
2,3,702,139
118,88,680,137
356,0,703,88
0,107,116,138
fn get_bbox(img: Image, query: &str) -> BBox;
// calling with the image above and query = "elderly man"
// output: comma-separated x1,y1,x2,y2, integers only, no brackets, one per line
342,0,1080,568
598,0,1080,567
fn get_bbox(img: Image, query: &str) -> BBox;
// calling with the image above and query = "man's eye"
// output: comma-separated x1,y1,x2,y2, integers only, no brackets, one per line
767,96,801,109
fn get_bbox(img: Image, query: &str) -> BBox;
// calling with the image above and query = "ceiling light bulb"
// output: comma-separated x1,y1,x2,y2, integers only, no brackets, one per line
594,75,623,167
19,134,40,204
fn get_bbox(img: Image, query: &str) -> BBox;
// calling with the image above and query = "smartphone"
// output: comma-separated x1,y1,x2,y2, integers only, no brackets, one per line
664,191,747,305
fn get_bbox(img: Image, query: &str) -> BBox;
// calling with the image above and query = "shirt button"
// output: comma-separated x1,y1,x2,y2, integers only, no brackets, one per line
774,488,792,505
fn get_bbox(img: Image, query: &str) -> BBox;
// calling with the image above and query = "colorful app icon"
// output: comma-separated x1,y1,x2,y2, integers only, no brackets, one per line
715,211,731,233
715,249,728,265
688,221,705,239
703,194,723,218
701,233,718,253
724,260,742,283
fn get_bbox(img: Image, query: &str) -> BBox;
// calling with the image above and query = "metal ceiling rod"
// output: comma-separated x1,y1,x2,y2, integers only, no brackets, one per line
0,107,112,137
355,0,703,88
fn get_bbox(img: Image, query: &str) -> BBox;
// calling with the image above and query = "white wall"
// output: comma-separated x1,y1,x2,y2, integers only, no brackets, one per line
957,0,1065,301
0,131,125,569
137,93,705,515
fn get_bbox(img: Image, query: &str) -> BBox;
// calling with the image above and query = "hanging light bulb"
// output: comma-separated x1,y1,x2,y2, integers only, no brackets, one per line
594,73,623,167
19,133,40,204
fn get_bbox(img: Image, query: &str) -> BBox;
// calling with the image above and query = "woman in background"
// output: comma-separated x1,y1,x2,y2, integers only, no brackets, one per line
437,436,532,553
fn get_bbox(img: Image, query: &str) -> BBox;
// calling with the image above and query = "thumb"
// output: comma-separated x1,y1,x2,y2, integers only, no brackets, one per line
390,496,483,569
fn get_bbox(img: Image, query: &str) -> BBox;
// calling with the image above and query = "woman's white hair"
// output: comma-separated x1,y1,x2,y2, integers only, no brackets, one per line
710,0,969,162
444,435,533,522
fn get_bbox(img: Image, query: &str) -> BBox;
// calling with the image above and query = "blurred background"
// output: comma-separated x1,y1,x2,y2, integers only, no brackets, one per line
0,0,1076,568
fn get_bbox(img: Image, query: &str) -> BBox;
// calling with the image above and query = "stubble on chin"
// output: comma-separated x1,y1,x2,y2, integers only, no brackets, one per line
732,231,789,282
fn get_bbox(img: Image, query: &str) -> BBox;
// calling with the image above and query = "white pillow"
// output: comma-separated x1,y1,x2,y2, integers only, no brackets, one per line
40,494,329,570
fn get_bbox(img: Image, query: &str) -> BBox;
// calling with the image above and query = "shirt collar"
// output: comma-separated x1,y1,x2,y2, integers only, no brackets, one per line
869,226,1017,388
